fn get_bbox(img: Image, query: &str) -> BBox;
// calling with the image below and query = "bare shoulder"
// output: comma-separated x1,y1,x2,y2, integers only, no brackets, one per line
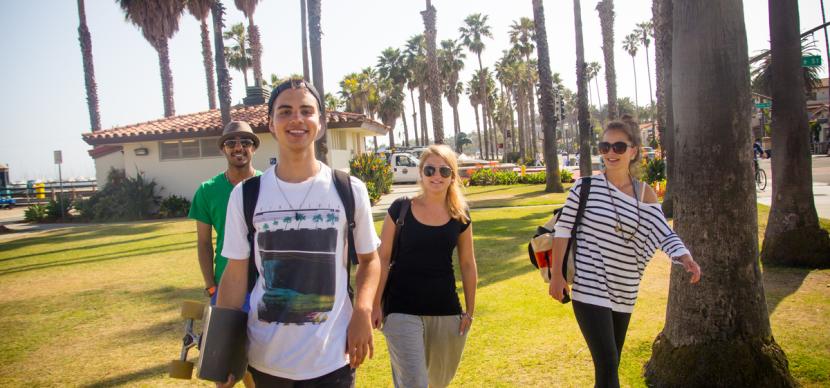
641,183,659,204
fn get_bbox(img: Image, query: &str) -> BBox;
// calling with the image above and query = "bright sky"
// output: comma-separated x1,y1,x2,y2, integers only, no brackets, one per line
0,0,827,181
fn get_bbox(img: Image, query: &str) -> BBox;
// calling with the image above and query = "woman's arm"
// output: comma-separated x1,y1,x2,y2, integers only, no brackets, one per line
371,214,397,328
457,223,478,335
642,184,701,284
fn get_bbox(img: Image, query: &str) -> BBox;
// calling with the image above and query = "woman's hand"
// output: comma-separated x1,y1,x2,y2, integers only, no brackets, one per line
679,254,701,284
548,273,570,302
371,302,383,329
215,374,236,388
459,312,473,336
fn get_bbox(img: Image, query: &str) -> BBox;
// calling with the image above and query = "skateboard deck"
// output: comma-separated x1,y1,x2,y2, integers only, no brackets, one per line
170,301,249,382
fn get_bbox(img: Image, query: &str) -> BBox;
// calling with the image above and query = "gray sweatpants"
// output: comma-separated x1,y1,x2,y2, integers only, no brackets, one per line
381,313,469,388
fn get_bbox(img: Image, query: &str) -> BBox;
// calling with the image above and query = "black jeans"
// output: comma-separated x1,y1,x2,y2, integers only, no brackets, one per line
248,364,354,388
572,300,632,388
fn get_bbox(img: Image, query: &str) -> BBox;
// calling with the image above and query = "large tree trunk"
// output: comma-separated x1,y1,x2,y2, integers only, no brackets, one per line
157,38,175,117
410,88,420,147
597,0,617,120
308,0,327,163
77,0,101,131
418,87,429,144
654,0,674,217
247,16,262,86
300,0,310,81
401,103,410,147
533,0,564,193
199,18,217,110
762,0,830,267
422,1,444,144
644,2,796,385
213,1,232,125
574,0,592,177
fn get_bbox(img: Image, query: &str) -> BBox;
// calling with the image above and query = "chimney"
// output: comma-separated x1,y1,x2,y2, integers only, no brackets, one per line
243,85,271,106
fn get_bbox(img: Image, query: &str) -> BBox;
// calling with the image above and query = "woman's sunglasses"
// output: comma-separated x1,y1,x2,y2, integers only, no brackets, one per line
423,165,453,178
598,141,632,154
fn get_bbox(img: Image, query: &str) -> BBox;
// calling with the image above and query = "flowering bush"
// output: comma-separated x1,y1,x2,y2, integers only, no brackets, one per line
560,169,574,183
349,153,393,195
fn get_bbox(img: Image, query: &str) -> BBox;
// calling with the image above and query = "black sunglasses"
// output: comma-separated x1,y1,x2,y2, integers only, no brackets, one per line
423,165,453,178
598,141,632,154
223,139,255,148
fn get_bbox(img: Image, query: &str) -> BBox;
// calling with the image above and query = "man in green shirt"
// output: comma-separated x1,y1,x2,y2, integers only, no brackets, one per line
188,121,262,308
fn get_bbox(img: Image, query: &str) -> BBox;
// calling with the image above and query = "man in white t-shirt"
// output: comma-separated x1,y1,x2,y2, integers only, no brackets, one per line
216,78,381,387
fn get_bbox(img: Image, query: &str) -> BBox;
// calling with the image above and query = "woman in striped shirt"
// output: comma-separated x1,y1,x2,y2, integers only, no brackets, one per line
549,120,701,388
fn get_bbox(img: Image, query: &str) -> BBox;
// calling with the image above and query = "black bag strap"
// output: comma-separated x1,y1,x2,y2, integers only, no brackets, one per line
561,177,592,277
242,175,261,293
331,169,358,302
390,197,411,268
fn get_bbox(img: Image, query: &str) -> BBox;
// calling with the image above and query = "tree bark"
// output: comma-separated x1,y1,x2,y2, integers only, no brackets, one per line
410,87,420,147
489,109,498,159
644,2,796,385
478,56,490,160
157,38,175,117
247,18,262,86
632,55,640,121
418,87,429,144
597,0,617,120
401,103,410,147
474,103,482,158
199,18,217,110
452,103,462,152
574,0,592,177
308,0,327,163
422,1,444,144
517,88,526,160
654,0,674,216
213,1,232,126
77,0,101,131
645,41,655,141
300,0,310,81
533,0,564,193
762,0,830,267
529,83,539,159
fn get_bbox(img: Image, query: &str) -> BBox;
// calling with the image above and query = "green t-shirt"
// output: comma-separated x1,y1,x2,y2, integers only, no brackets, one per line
189,170,262,284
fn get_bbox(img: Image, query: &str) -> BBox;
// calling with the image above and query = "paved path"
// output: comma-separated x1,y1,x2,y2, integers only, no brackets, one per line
756,156,830,219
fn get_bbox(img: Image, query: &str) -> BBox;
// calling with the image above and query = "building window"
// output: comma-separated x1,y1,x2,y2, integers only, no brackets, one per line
159,138,223,160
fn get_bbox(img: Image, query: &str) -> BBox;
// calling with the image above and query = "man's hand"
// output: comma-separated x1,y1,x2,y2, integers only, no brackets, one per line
346,308,374,369
458,313,473,336
679,254,701,284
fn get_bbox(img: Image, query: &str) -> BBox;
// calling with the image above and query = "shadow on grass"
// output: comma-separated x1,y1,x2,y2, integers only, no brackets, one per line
465,186,515,197
80,363,169,388
762,265,811,314
0,241,194,277
0,222,176,254
0,232,192,264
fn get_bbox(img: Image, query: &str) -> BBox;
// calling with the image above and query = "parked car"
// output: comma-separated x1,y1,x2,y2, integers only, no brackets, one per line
641,146,656,161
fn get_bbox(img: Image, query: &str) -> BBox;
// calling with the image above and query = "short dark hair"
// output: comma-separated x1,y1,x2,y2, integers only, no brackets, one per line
266,78,324,119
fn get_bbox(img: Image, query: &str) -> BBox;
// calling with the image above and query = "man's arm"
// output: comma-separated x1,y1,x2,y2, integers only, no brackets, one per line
215,258,248,310
195,221,216,291
347,250,380,369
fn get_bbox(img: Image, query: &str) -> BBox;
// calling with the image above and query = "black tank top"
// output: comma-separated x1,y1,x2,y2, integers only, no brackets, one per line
384,197,470,316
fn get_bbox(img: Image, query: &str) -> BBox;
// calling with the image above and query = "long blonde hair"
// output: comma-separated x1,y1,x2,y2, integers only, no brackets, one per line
417,144,469,224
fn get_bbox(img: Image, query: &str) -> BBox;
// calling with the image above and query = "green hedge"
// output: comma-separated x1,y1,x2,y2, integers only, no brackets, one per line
468,169,575,186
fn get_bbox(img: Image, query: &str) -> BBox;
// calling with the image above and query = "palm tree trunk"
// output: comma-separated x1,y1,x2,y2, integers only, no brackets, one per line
401,103,410,147
594,77,603,121
632,55,640,120
474,104,482,158
240,36,249,89
478,55,490,160
488,109,498,159
644,2,796,385
77,0,101,131
533,0,564,192
452,104,462,152
509,92,517,153
199,18,217,110
574,0,592,177
654,0,674,216
518,89,526,160
247,16,263,86
762,0,830,266
409,87,420,146
529,83,539,160
212,1,232,125
300,0,310,81
308,0,327,162
418,87,429,144
645,42,655,140
597,0,618,120
373,136,378,151
422,0,444,144
157,38,175,117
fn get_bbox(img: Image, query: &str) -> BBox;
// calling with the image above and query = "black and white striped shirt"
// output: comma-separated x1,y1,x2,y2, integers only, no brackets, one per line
553,174,689,313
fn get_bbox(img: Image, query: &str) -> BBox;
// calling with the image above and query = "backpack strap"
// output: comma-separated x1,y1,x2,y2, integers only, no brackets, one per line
562,177,592,279
332,169,357,302
242,175,261,293
390,197,411,268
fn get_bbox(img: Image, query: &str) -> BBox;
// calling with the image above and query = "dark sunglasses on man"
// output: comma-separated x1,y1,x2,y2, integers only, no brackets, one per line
223,139,255,149
423,165,453,178
598,141,633,155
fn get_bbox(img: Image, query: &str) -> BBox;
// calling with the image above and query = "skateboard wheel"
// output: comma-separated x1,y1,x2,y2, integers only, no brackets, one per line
181,300,205,320
169,359,194,379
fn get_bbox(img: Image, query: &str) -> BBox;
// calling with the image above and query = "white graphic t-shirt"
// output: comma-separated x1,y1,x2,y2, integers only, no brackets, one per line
222,164,380,380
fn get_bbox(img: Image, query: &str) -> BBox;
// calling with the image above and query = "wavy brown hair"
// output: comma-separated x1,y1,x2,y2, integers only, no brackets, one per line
417,145,469,224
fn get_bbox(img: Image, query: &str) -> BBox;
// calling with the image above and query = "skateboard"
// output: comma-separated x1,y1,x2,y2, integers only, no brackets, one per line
169,300,249,382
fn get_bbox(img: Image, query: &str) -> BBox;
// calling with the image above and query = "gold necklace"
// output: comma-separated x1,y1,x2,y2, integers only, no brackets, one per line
604,173,641,244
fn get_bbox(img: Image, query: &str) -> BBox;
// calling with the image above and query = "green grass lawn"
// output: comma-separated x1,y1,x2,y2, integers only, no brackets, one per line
0,185,828,387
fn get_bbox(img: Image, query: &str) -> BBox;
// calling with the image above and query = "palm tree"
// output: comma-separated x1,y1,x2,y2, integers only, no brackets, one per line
460,13,493,159
403,36,421,147
378,47,411,147
749,37,823,96
439,39,466,151
635,21,655,136
212,0,232,125
234,0,263,86
596,0,617,120
324,92,343,111
573,0,592,177
186,0,217,110
466,76,484,158
532,0,564,193
77,0,101,130
405,35,429,146
588,61,603,120
653,0,674,216
223,23,249,88
510,17,539,161
622,32,641,119
117,0,186,117
307,0,327,162
300,0,310,81
422,0,444,144
377,79,405,149
644,2,795,385
761,0,830,267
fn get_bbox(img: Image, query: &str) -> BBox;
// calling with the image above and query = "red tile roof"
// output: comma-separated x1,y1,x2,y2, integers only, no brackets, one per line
82,104,388,146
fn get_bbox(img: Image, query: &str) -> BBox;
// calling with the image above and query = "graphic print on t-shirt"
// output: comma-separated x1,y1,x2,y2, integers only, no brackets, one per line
255,208,340,324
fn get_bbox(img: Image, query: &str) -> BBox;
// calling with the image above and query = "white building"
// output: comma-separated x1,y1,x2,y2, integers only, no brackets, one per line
82,104,388,200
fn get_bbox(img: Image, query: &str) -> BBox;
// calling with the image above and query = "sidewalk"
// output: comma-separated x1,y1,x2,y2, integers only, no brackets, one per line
372,184,420,216
756,183,830,219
